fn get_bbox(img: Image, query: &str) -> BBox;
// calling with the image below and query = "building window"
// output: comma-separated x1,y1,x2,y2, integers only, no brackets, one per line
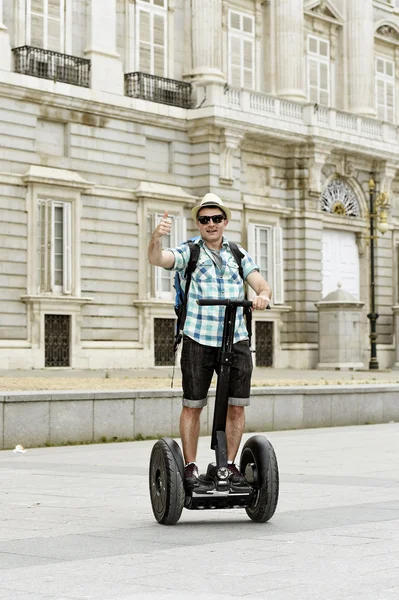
247,224,284,305
307,35,330,106
136,0,167,76
38,200,72,294
376,57,395,123
26,0,65,52
148,213,186,300
228,9,255,89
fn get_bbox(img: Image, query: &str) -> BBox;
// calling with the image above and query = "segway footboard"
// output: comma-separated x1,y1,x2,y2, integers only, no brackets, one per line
186,486,255,510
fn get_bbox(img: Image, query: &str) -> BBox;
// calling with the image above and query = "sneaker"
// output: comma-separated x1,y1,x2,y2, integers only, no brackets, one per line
184,462,199,489
228,463,246,485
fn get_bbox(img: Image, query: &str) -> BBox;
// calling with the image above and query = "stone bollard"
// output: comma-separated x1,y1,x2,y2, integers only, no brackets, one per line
315,283,364,370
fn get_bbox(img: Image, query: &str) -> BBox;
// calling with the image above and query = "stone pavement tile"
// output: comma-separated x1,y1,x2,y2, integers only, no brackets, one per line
0,592,70,600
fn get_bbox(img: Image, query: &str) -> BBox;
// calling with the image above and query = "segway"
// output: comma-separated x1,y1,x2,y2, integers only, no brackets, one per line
149,299,279,525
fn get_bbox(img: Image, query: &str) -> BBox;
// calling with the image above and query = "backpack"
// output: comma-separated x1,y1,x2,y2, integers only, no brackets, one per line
173,239,252,352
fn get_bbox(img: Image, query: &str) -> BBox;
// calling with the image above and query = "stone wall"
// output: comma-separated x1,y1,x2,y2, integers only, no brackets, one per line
1,385,399,449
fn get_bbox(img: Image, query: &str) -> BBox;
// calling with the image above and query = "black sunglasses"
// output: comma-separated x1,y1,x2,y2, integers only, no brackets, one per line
197,214,225,225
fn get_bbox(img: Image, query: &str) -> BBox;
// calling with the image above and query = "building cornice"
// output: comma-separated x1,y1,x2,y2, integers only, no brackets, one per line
0,78,189,132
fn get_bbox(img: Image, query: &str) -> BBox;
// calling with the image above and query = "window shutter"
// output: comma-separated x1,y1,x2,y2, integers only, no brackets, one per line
173,216,187,247
273,226,284,305
376,57,395,123
308,35,330,106
39,201,49,292
243,40,254,88
153,13,165,76
63,202,72,294
47,0,63,51
137,5,166,76
230,11,241,30
387,81,394,123
309,58,318,103
49,201,56,292
138,9,151,73
30,0,45,47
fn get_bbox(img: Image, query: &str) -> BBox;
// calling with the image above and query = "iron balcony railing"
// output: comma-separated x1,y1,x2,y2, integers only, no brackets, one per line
12,46,91,88
125,72,192,109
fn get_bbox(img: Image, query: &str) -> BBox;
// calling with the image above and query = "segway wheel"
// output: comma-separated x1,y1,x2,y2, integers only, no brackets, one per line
240,435,279,523
149,439,185,525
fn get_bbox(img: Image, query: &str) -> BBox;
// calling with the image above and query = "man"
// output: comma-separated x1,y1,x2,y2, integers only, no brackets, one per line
148,193,272,488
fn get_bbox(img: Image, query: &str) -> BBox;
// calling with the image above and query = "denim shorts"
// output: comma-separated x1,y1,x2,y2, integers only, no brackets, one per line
180,335,253,408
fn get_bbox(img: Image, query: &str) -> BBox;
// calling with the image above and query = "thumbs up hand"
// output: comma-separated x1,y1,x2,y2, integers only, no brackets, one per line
154,211,172,238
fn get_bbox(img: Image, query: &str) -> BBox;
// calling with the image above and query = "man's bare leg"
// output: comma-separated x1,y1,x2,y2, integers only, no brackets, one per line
226,405,245,462
180,406,202,463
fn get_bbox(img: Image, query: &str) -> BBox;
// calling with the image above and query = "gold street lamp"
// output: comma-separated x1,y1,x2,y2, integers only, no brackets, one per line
367,177,390,370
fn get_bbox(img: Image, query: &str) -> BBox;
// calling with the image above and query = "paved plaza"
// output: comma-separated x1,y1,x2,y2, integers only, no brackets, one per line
1,423,399,600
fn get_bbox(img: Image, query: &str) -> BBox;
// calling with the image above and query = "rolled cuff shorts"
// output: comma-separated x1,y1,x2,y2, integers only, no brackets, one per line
180,336,253,408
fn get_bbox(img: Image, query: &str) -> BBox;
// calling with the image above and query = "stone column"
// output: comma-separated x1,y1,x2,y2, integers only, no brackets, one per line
275,0,306,101
0,0,11,71
346,0,375,116
190,0,224,83
392,306,399,369
85,0,124,94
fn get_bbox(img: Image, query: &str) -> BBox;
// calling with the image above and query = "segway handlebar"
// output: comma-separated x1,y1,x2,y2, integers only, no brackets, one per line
197,299,271,309
197,299,253,308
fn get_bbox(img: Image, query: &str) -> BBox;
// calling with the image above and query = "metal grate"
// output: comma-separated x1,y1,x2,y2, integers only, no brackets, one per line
125,72,192,109
154,318,175,366
45,314,70,367
255,321,273,367
12,46,91,87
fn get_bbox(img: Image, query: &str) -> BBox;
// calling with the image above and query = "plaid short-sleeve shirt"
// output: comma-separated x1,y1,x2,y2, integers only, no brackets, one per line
167,237,259,347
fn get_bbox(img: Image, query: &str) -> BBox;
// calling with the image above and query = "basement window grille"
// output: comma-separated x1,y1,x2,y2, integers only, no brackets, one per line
154,318,175,366
255,321,273,367
45,314,70,367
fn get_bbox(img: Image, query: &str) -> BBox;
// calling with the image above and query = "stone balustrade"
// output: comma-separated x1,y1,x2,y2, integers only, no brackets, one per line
223,87,399,145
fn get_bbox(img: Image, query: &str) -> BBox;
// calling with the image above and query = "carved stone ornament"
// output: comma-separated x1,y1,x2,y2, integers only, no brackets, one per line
219,130,244,186
377,25,399,43
310,0,336,20
321,179,360,217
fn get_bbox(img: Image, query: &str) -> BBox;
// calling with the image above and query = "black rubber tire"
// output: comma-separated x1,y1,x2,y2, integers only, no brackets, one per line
149,439,185,525
240,435,279,523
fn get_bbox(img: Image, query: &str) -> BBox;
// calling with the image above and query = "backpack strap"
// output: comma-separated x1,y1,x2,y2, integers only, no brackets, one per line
228,242,252,348
174,241,200,352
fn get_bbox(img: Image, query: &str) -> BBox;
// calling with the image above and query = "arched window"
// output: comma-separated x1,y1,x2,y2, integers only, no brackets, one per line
321,179,360,217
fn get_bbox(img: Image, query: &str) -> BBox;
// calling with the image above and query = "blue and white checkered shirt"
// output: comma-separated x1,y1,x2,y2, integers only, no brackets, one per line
167,237,259,347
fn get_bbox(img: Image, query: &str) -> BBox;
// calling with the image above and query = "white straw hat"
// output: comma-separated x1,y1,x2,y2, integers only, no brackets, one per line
191,193,231,221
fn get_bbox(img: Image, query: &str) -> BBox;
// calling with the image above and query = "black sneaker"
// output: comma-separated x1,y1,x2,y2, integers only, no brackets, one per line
228,463,246,485
184,462,199,489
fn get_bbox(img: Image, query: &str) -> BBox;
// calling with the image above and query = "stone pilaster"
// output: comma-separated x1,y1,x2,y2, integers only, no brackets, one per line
346,0,375,116
85,0,124,94
275,0,306,101
189,0,224,83
0,0,11,71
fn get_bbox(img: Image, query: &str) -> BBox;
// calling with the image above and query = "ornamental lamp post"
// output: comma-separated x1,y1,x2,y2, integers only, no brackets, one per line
367,177,390,370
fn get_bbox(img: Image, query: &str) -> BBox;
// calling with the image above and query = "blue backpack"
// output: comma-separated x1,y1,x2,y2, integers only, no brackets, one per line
173,239,251,351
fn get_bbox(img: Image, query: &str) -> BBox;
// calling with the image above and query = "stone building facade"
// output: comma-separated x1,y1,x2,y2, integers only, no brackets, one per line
1,0,399,371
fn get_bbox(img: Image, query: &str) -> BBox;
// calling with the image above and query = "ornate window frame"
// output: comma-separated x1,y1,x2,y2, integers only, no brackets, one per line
21,165,93,368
